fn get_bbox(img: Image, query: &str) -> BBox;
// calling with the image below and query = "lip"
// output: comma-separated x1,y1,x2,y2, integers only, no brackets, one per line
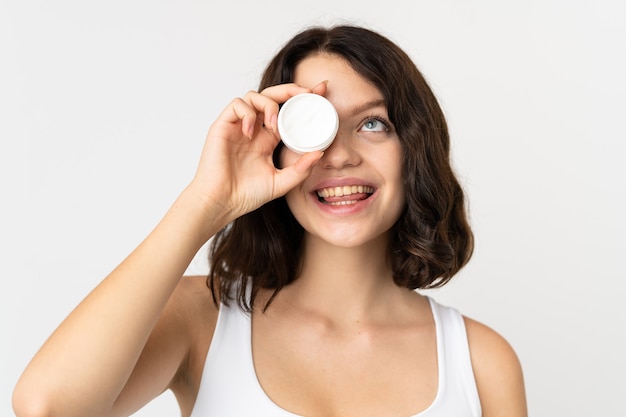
310,177,377,215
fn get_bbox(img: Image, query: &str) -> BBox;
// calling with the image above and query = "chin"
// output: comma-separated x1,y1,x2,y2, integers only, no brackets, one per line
306,228,390,250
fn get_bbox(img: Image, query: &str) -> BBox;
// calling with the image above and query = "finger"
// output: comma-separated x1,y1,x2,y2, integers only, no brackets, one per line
261,80,328,99
310,80,329,96
218,97,258,139
259,83,314,104
242,90,281,135
273,151,324,197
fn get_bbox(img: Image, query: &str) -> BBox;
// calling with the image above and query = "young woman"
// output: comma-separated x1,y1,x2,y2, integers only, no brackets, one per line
13,25,527,417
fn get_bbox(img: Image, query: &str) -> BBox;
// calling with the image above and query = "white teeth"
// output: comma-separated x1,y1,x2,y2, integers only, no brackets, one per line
327,200,358,206
316,185,374,198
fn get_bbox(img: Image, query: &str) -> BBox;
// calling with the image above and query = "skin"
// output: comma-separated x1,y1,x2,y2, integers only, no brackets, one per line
13,54,527,417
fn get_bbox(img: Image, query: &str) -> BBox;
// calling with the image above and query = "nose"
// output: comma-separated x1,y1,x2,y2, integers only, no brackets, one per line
319,130,361,169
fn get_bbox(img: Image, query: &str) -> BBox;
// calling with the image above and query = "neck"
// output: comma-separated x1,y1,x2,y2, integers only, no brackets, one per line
279,232,405,322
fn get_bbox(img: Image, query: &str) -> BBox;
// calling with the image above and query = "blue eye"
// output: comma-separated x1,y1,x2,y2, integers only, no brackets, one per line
361,118,388,132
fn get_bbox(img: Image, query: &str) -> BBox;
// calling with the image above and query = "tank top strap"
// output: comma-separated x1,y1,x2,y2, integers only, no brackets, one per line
417,297,482,416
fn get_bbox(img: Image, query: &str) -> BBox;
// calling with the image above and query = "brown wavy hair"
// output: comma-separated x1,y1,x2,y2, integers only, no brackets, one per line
208,25,473,311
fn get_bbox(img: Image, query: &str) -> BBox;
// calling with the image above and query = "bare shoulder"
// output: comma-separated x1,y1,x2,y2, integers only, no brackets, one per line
168,275,219,372
158,275,218,342
171,275,219,373
464,316,528,417
111,276,218,416
166,275,219,414
170,275,219,322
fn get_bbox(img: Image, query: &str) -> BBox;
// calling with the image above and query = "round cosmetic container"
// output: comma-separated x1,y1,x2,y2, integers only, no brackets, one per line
277,93,339,153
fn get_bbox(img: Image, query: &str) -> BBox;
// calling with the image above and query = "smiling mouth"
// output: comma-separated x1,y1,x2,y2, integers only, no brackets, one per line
316,185,375,206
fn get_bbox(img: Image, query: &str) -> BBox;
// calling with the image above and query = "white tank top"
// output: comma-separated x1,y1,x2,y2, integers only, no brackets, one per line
190,296,481,416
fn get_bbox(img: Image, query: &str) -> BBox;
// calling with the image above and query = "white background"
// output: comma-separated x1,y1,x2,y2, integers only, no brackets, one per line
2,0,625,416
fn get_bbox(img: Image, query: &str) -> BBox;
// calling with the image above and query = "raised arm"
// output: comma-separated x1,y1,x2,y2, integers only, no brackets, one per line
13,82,326,417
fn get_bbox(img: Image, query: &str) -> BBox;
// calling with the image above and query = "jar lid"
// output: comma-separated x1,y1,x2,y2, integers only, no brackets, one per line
277,93,339,153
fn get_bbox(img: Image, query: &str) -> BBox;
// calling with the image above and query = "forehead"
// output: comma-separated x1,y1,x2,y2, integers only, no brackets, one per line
293,54,384,107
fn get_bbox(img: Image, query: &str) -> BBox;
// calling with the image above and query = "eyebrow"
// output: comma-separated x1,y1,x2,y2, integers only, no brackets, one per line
350,99,387,116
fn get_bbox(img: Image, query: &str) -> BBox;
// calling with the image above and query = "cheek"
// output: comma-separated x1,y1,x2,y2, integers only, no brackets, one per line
283,186,307,228
279,145,309,218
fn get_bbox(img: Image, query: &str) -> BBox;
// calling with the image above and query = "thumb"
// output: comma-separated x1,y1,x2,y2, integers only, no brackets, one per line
273,151,323,197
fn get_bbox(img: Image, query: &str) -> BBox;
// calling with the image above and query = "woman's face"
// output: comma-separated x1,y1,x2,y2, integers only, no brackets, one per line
280,54,405,249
